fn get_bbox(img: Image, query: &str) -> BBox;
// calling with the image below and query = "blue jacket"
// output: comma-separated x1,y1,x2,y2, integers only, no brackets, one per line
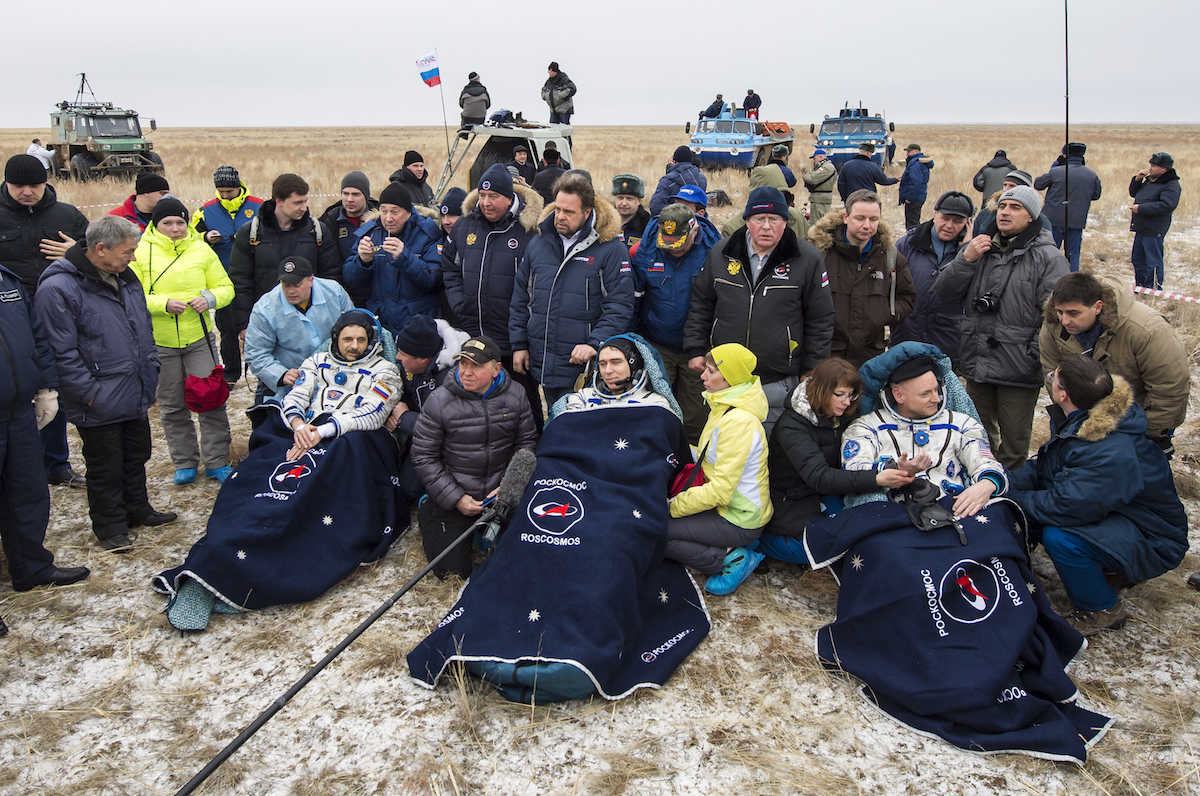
342,212,443,339
1009,379,1188,584
1033,157,1102,230
33,246,159,428
509,199,635,388
837,154,898,202
649,162,708,216
194,188,263,267
890,221,965,361
631,213,721,351
1129,169,1180,237
897,152,934,204
243,277,354,394
0,265,57,419
442,183,543,354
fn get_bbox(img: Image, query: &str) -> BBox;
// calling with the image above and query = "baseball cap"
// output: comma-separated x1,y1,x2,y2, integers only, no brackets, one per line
810,148,827,158
656,204,697,252
454,336,501,365
278,255,313,284
672,184,708,207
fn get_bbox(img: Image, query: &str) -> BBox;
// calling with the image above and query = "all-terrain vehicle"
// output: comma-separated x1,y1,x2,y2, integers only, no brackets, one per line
810,103,894,169
684,104,794,170
432,111,572,200
48,74,162,181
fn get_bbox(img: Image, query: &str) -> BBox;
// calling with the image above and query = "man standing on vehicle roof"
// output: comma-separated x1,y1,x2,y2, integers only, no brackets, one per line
742,90,761,120
542,62,576,125
837,144,898,204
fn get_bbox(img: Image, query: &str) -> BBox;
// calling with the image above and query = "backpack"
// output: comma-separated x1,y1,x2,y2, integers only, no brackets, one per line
248,214,323,247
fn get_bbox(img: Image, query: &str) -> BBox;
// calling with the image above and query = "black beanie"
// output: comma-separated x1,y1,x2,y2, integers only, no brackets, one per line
403,150,424,168
548,61,559,72
136,171,169,195
151,196,189,226
478,163,514,201
468,71,479,81
742,186,788,220
213,165,240,188
379,182,413,211
4,154,48,186
672,145,694,164
394,314,442,359
888,356,938,385
440,187,467,217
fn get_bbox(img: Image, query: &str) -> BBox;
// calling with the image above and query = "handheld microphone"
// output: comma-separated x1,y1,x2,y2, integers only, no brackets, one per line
479,448,537,550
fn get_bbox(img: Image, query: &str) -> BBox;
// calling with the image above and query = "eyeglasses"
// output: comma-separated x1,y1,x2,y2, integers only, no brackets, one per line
747,215,785,228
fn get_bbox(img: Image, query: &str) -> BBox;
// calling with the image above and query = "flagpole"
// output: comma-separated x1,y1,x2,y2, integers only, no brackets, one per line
436,48,451,174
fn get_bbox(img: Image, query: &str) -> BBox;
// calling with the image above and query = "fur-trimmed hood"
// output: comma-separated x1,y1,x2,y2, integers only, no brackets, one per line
1042,275,1132,329
461,182,544,232
1074,375,1134,442
537,195,622,243
807,207,896,253
984,190,1001,212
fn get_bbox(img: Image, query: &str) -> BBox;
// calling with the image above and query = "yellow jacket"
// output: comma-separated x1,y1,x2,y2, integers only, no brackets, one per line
129,224,234,349
670,377,773,529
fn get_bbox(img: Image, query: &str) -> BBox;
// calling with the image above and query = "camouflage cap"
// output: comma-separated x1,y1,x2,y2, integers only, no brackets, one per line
656,204,697,252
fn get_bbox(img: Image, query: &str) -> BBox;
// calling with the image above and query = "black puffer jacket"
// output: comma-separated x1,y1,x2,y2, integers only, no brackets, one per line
387,167,436,207
684,227,835,382
0,183,89,290
1129,169,1181,237
411,369,538,511
0,265,57,419
228,200,342,329
765,382,879,537
934,224,1069,388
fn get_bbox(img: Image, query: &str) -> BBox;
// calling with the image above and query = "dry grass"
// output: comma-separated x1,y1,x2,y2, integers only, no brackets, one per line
0,124,1198,794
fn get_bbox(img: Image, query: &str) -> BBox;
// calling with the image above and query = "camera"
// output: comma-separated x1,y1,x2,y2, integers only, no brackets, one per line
973,292,1001,313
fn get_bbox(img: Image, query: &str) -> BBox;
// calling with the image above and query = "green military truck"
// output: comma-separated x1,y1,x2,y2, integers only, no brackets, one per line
48,74,162,181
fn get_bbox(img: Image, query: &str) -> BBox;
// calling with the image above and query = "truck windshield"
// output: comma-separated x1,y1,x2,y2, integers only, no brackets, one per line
818,121,841,137
698,121,715,132
87,116,141,137
733,121,752,134
715,121,732,133
861,120,885,134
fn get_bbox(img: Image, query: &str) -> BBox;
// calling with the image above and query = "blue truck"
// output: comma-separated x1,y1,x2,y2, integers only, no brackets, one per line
685,104,795,170
810,104,894,169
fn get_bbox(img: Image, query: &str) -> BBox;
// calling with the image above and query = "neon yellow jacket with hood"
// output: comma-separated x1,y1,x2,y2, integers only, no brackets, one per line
670,376,773,529
129,224,234,349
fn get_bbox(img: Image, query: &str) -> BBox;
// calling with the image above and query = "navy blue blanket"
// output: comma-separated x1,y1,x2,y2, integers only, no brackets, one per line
804,498,1112,763
153,409,406,610
407,405,710,701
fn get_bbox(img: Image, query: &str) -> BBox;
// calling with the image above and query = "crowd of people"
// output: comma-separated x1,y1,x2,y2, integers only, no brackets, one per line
0,115,1191,646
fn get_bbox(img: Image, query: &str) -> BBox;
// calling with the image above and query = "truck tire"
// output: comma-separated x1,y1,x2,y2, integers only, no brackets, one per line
146,152,164,170
69,153,95,182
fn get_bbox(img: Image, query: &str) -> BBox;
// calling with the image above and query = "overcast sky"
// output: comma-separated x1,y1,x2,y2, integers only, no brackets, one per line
5,0,1194,128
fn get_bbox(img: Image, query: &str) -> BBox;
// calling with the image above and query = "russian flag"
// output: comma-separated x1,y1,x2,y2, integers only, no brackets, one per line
416,52,441,87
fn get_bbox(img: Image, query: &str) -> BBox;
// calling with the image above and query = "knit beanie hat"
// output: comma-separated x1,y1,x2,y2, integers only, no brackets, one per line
151,196,189,226
4,154,48,186
710,343,757,387
468,71,479,81
379,182,413,211
440,187,467,217
135,172,169,195
742,186,788,220
548,61,560,72
394,314,442,359
1003,169,1033,188
212,165,240,189
998,185,1042,220
340,170,371,198
672,145,694,164
403,150,424,168
478,163,514,201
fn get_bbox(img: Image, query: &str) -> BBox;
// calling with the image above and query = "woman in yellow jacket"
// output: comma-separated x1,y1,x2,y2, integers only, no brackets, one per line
130,198,235,485
667,343,772,596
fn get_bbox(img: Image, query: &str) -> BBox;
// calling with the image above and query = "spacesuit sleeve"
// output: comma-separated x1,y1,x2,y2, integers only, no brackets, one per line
840,418,882,471
281,356,320,425
957,415,1008,495
327,363,403,436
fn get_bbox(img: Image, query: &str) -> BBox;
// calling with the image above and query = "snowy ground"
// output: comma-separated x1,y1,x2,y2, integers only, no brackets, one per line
1,378,1198,796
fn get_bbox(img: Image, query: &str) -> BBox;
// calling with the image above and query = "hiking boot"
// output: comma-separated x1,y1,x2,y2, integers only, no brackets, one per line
48,466,86,488
1103,570,1133,593
100,533,137,553
1067,599,1129,637
129,508,178,528
705,548,765,596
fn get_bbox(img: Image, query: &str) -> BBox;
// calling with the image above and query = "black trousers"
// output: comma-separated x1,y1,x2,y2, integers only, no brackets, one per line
418,498,478,579
215,306,241,382
502,354,545,429
903,200,924,230
0,406,55,587
77,416,153,541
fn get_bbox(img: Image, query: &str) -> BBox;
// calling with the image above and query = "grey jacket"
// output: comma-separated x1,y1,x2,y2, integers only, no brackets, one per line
411,369,537,511
803,160,837,198
972,155,1016,201
933,225,1068,388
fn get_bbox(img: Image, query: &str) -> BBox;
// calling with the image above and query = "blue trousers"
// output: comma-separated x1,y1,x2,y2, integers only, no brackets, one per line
1,406,56,587
1131,233,1165,289
1051,227,1084,272
1041,525,1122,611
39,408,70,473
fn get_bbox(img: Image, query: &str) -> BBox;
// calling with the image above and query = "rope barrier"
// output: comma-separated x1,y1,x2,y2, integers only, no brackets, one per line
1132,285,1200,304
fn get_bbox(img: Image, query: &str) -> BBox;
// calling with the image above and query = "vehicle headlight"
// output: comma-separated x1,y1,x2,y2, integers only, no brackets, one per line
729,147,739,155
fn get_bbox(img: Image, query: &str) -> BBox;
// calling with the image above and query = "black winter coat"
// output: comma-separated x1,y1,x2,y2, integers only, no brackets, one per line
0,183,89,291
765,383,879,537
0,265,57,418
411,370,537,511
532,166,565,205
890,221,966,361
443,184,542,353
1034,157,1102,230
34,246,159,428
387,168,436,207
837,155,898,202
229,201,342,329
684,227,835,383
1129,169,1181,237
